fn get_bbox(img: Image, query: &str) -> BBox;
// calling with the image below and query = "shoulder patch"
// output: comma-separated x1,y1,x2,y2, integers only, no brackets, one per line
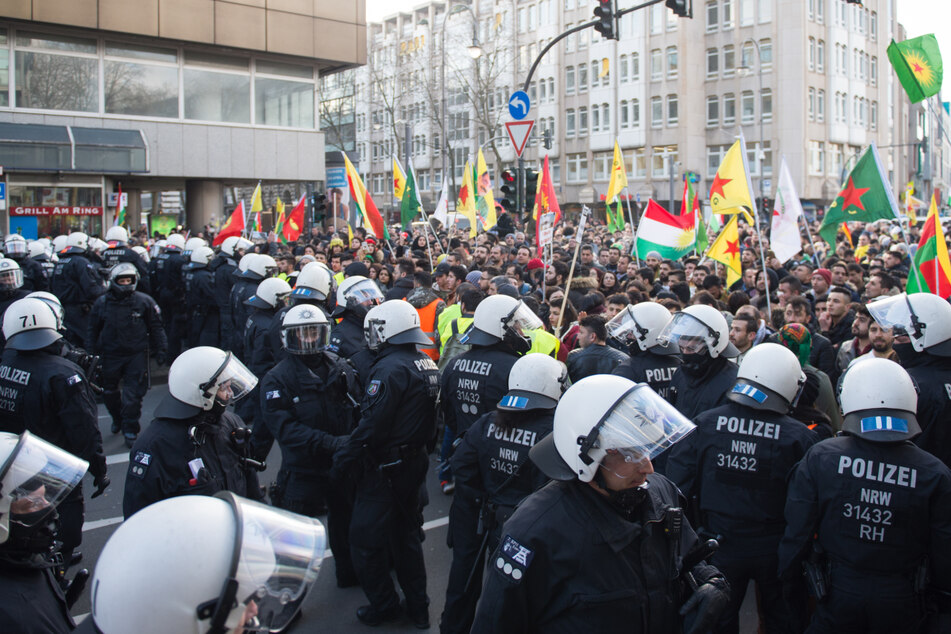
265,389,282,400
367,379,381,396
66,374,83,386
495,534,533,583
129,451,151,479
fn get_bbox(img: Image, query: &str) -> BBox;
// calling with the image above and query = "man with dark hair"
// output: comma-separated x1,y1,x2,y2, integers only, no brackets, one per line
545,260,569,288
605,293,630,320
385,258,417,300
836,303,872,372
864,271,896,300
820,286,855,348
777,275,803,308
729,314,759,363
785,296,838,382
565,315,629,382
700,274,725,302
579,244,596,268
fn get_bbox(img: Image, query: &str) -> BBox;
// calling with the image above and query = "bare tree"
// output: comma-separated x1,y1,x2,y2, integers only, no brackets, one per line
319,69,357,154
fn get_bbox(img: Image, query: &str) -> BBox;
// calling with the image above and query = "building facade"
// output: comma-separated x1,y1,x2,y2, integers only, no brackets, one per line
354,0,939,225
0,0,365,238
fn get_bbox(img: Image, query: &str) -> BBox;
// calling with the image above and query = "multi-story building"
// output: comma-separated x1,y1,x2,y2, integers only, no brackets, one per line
355,0,934,225
0,0,365,238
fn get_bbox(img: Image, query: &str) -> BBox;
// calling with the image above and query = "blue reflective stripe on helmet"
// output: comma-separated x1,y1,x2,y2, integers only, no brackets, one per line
499,395,529,409
731,384,767,403
860,416,909,433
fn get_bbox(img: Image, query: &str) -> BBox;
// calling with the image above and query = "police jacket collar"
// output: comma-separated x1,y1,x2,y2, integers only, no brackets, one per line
581,475,675,551
153,392,203,420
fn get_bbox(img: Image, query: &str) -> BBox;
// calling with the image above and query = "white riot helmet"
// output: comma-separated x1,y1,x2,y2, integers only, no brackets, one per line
658,304,739,358
52,235,68,253
839,357,920,442
2,298,62,350
243,254,278,280
606,302,677,355
190,246,215,266
0,259,23,291
281,304,330,355
530,375,695,482
26,292,64,331
165,234,186,251
28,241,51,260
183,237,207,255
364,299,432,351
333,275,384,317
66,232,89,251
131,245,150,263
167,347,257,412
464,295,543,355
88,492,326,634
497,353,569,412
150,239,166,258
237,252,258,274
221,236,254,257
246,278,292,310
4,234,27,257
105,226,129,245
868,292,951,356
108,262,139,296
727,343,806,414
291,262,333,302
89,237,108,254
0,431,88,545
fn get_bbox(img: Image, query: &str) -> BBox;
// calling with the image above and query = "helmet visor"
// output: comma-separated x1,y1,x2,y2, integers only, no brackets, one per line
282,323,330,355
229,495,326,633
606,308,642,346
0,268,23,290
345,279,384,307
204,354,258,406
5,241,27,256
587,385,695,463
506,301,544,334
1,432,88,528
868,293,917,339
658,312,715,356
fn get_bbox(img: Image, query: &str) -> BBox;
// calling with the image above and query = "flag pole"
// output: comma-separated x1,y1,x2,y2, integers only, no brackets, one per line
556,206,591,338
798,213,820,267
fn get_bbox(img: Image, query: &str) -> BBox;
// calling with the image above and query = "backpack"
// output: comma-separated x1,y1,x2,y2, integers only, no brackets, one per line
438,319,472,371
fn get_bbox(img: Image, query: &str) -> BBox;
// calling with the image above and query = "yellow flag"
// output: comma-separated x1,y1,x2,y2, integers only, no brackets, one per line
476,149,497,230
393,157,407,201
904,183,921,226
600,58,610,78
706,215,742,287
456,159,479,238
250,182,263,214
710,140,755,224
605,140,628,204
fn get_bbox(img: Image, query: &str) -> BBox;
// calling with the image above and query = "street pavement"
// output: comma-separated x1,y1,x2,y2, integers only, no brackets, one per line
71,379,758,632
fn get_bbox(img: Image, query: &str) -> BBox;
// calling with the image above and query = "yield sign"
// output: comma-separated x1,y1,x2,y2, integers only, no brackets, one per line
505,120,535,158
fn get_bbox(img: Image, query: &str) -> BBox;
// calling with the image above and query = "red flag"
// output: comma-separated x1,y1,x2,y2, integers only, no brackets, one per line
213,201,245,246
282,195,307,243
533,155,562,255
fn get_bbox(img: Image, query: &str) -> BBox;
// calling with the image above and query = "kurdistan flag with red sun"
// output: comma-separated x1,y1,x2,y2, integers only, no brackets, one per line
887,34,943,104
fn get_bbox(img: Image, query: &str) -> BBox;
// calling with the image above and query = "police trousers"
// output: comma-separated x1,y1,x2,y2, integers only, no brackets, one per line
101,352,149,435
807,565,925,634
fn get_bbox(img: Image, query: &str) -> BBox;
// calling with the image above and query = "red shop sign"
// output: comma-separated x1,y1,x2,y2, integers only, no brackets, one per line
11,206,103,216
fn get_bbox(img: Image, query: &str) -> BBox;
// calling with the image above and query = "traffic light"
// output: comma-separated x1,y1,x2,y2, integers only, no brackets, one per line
543,128,553,150
524,168,539,216
499,169,517,214
665,0,692,18
593,0,618,41
311,192,327,221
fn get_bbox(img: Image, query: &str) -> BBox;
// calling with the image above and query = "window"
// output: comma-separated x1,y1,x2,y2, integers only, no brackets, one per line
808,37,815,71
631,99,640,127
566,109,576,136
650,4,663,33
620,55,629,83
761,88,772,123
707,145,725,178
723,93,736,125
760,39,772,71
871,56,877,86
706,0,718,32
706,48,719,79
741,41,754,69
652,145,677,178
667,94,678,125
758,0,772,22
740,0,753,26
594,151,613,181
871,100,878,130
830,144,843,177
255,60,315,128
722,0,733,27
183,52,251,124
567,153,588,183
817,40,825,73
816,0,824,22
602,103,610,130
723,45,735,77
817,89,825,122
579,106,588,133
651,96,663,127
667,46,679,78
103,42,180,118
566,66,575,94
631,53,640,80
809,140,825,174
651,49,662,80
15,31,99,112
620,100,630,129
808,87,815,121
592,105,600,133
706,95,719,126
578,64,588,92
741,90,754,124
634,148,647,177
870,11,877,39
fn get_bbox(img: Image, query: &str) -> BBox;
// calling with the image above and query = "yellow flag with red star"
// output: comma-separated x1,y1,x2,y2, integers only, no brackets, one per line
706,215,742,287
709,138,756,224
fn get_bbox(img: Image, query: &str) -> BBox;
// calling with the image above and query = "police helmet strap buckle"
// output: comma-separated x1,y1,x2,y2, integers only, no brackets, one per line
199,353,233,400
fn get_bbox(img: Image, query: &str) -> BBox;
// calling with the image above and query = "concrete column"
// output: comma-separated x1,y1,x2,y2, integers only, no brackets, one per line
185,180,223,233
128,190,143,233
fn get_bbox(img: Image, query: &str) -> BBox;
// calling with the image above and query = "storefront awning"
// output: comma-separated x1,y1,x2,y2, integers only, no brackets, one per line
0,122,148,174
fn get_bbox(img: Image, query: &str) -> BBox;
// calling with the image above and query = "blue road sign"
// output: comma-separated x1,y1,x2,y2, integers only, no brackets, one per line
508,90,530,120
0,183,6,200
326,167,347,189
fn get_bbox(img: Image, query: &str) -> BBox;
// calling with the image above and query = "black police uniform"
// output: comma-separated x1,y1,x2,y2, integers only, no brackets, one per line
228,274,261,361
565,343,630,383
327,311,374,383
904,354,951,469
153,248,187,359
332,343,440,622
471,475,725,634
50,248,105,348
668,355,739,419
440,343,519,437
667,402,819,633
613,350,682,401
31,252,55,285
87,286,167,438
0,346,107,574
184,263,219,348
241,302,282,459
210,253,238,350
0,288,30,348
442,409,554,634
122,400,262,518
101,245,150,295
261,351,360,585
0,563,74,633
9,253,49,293
778,435,951,632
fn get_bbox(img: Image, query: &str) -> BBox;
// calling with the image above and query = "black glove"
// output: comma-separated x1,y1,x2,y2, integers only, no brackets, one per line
680,577,731,634
91,475,110,499
323,434,350,453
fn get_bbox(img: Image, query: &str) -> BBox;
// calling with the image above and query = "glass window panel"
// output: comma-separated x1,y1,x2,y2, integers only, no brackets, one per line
255,77,314,128
184,50,249,72
15,51,98,112
0,30,8,106
104,41,176,64
16,31,96,54
184,68,250,123
104,61,179,117
256,59,313,79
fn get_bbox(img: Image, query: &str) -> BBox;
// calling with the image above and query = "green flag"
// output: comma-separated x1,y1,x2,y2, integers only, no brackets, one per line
819,143,899,247
400,159,423,232
887,35,943,104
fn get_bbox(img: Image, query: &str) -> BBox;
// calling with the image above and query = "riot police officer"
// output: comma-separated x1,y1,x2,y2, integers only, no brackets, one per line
87,263,167,447
4,234,48,292
261,305,360,587
211,236,252,351
779,357,951,632
268,261,335,364
0,298,108,575
152,233,187,359
869,292,951,469
442,353,568,634
101,226,150,295
667,343,819,633
28,239,55,283
332,300,440,628
184,246,218,348
0,259,30,347
122,346,264,518
0,432,90,633
609,301,682,400
50,232,105,348
229,253,277,362
328,275,384,383
472,374,730,633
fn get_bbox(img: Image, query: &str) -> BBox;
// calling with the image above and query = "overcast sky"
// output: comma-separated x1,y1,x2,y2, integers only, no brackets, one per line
366,0,951,96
